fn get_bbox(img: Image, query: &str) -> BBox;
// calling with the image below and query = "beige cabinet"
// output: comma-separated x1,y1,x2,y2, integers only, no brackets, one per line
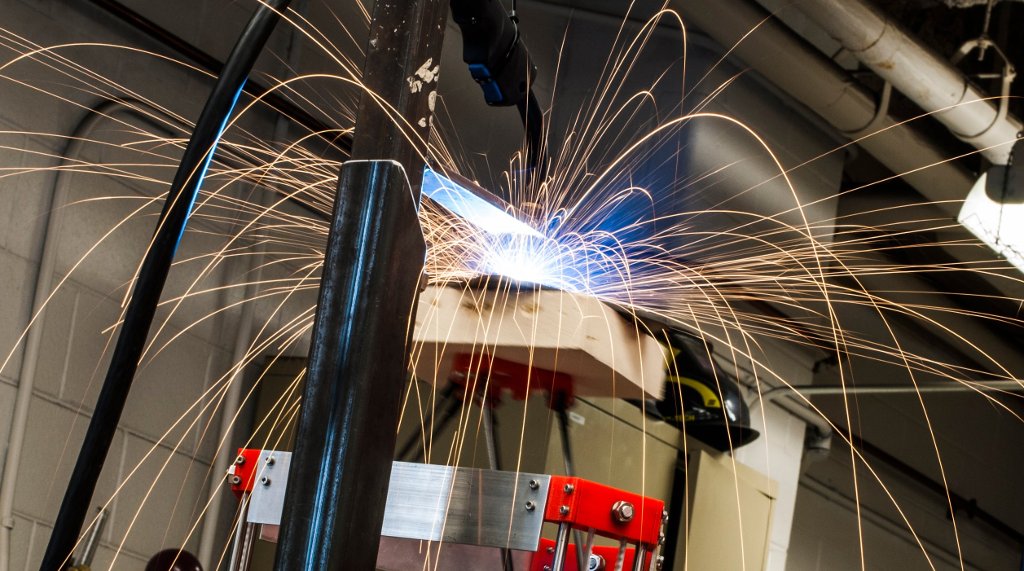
545,397,776,570
680,449,776,570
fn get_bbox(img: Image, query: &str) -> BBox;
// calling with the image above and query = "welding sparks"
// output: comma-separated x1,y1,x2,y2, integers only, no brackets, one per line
0,4,1022,570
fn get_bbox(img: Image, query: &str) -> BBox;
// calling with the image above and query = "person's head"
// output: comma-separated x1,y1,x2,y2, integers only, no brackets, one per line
145,549,202,571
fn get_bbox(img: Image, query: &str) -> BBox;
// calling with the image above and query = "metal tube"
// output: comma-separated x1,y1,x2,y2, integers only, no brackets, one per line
550,523,572,571
794,0,1022,164
272,0,447,568
38,3,291,569
271,160,427,570
582,528,596,567
631,544,647,571
71,508,107,568
753,379,1023,408
554,402,587,571
228,495,256,571
482,404,501,470
613,539,628,571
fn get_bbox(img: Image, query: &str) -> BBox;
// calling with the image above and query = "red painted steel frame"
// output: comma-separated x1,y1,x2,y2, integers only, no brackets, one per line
544,476,664,548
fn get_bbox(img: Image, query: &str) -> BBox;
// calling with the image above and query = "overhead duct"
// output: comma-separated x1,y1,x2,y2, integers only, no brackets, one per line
793,0,1022,164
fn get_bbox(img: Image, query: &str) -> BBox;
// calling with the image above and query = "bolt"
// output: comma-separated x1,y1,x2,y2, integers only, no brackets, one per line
588,553,606,570
563,483,574,494
659,532,666,545
260,476,271,486
547,546,555,554
234,455,246,466
529,479,539,490
662,508,669,522
265,455,275,466
611,501,635,523
656,555,665,570
229,475,242,485
543,566,552,571
525,500,536,511
559,505,570,516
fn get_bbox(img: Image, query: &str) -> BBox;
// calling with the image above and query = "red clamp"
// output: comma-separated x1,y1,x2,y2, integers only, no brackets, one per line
544,476,664,549
528,538,652,571
228,448,262,498
450,353,575,407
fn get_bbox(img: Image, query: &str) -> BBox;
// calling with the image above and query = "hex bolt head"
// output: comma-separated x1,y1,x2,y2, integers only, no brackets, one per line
611,500,635,523
563,483,574,494
546,546,555,554
525,500,536,511
260,476,271,486
234,455,246,466
229,475,242,485
656,555,665,570
265,455,275,466
529,479,540,490
588,553,606,570
659,532,666,545
559,505,570,516
662,508,669,522
543,566,552,571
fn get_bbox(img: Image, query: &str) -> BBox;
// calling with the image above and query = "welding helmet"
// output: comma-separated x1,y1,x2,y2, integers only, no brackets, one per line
657,331,759,451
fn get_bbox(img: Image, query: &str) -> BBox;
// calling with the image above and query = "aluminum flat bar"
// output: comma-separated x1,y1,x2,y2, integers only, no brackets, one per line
382,462,550,551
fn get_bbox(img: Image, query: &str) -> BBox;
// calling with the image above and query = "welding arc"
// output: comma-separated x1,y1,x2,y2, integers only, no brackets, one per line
38,2,293,569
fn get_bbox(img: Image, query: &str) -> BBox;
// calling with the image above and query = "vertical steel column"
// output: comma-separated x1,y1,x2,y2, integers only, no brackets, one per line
272,1,447,569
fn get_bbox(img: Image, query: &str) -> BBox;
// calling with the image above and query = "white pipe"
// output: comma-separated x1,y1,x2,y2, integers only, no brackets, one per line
795,0,1023,164
757,378,1022,405
660,0,976,214
0,99,158,571
194,220,266,567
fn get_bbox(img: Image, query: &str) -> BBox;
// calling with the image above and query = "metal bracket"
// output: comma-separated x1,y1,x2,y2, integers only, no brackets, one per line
843,81,892,139
951,37,1017,144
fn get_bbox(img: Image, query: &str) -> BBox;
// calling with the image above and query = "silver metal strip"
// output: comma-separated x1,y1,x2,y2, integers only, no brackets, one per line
247,451,292,525
381,462,551,552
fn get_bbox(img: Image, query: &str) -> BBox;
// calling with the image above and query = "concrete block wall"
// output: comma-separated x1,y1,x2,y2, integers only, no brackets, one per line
0,1,319,568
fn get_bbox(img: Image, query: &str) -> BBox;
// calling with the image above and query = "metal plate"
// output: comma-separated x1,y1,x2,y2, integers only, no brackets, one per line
247,451,292,525
381,462,550,551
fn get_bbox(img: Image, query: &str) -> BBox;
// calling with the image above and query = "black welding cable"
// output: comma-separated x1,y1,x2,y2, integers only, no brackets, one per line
39,2,292,569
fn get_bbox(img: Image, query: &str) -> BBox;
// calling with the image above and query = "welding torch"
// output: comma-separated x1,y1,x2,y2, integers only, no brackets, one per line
451,0,546,176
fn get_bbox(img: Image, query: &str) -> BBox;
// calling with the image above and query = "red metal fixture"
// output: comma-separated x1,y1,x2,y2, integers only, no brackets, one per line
228,448,262,498
544,476,664,549
450,353,575,407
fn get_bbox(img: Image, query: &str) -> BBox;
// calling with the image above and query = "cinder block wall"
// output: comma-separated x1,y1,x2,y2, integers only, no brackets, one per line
0,1,306,568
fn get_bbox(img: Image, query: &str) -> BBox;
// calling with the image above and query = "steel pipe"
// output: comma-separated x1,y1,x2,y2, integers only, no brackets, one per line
272,0,447,567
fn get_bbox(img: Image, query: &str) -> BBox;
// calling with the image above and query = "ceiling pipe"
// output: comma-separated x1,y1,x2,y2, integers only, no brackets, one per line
655,0,975,214
755,379,1022,408
793,0,1022,164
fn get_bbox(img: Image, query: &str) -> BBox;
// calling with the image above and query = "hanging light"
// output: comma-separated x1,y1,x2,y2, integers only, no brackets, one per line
958,138,1024,273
